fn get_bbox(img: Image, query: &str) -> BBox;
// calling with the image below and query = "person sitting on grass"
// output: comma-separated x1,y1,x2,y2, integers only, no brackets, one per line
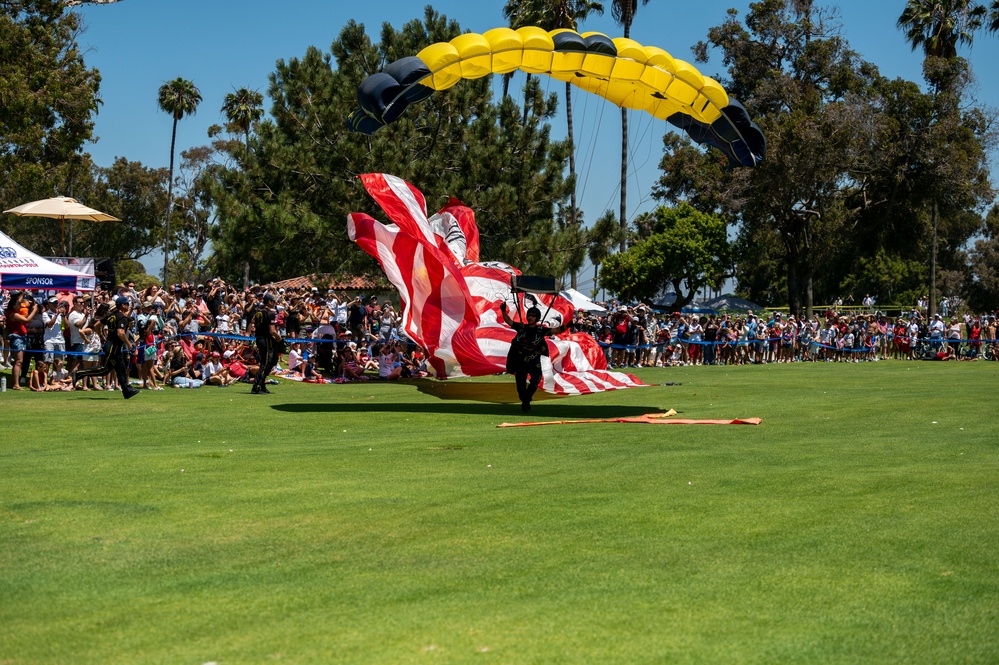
30,359,70,392
221,347,257,383
934,346,957,361
203,351,237,386
192,353,210,382
48,356,74,389
162,340,194,387
339,344,365,380
170,352,203,388
287,341,305,375
407,347,428,377
361,346,379,373
377,339,404,380
285,341,321,380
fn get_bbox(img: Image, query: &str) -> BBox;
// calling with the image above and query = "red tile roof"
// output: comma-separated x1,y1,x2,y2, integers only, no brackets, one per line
263,273,387,292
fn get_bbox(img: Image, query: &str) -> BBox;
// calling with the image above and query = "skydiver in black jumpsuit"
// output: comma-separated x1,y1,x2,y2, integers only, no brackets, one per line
499,302,563,412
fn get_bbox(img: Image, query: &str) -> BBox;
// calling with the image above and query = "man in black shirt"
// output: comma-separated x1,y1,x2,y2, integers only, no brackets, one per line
347,295,367,341
251,293,283,394
75,296,140,399
500,302,563,412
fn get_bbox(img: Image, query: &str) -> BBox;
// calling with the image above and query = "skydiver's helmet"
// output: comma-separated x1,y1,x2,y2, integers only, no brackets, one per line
526,306,541,321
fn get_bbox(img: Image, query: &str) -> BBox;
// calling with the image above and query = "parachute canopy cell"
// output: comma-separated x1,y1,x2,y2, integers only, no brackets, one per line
347,27,765,167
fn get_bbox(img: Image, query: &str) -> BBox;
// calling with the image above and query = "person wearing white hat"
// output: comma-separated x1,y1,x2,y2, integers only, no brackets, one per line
929,313,946,350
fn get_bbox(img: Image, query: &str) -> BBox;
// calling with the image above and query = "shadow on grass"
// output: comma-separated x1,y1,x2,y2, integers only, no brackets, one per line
269,379,665,418
271,401,665,418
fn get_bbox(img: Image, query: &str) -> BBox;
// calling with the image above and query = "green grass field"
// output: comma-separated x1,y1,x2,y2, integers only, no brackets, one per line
2,362,998,664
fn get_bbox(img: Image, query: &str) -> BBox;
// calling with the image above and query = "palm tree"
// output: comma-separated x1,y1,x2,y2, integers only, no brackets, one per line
897,0,986,59
503,0,603,287
221,87,264,146
611,0,650,251
157,77,201,284
897,0,986,318
220,88,263,290
587,210,626,298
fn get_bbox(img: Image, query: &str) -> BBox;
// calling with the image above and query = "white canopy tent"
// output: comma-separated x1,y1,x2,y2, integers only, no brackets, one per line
0,229,96,291
559,287,607,313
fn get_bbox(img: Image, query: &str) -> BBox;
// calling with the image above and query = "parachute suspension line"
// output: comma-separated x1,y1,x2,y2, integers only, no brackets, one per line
625,106,661,215
577,89,617,216
571,76,598,218
510,70,526,123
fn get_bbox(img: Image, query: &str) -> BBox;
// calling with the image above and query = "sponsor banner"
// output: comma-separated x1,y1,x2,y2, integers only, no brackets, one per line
47,257,96,275
0,274,82,290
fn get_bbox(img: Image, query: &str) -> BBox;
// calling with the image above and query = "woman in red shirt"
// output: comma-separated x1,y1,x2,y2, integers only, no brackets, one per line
4,291,40,390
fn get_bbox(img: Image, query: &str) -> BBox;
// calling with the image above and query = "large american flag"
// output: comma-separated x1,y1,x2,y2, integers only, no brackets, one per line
347,173,645,396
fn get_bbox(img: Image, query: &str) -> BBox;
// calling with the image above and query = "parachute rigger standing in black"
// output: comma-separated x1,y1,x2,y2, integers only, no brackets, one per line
499,302,565,412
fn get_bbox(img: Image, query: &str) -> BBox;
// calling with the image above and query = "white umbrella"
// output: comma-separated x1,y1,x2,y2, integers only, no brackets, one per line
4,196,119,255
558,287,607,313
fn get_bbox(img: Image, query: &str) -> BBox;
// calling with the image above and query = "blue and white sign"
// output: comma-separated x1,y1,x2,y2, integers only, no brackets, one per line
0,230,96,292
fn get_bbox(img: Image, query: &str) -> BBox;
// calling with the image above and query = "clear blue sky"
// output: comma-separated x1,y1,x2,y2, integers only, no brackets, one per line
72,1,999,284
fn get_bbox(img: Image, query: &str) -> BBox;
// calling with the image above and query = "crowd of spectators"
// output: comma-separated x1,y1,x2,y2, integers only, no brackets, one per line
0,278,429,392
3,278,998,393
574,302,999,366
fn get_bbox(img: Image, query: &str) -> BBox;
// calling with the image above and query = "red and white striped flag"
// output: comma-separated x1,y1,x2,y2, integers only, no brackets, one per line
347,173,645,395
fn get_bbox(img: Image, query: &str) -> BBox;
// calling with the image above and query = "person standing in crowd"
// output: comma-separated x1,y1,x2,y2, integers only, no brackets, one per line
687,315,704,366
929,313,946,350
378,302,398,343
500,301,564,412
137,301,163,390
4,291,40,390
703,315,718,366
946,317,964,355
206,279,225,319
66,295,89,378
333,292,349,333
348,294,367,341
74,296,139,399
284,295,306,341
123,280,140,308
243,291,259,335
323,289,341,334
252,293,283,395
41,297,68,364
77,302,108,390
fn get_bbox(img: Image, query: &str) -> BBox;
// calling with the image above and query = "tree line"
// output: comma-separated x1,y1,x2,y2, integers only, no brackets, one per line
2,0,998,315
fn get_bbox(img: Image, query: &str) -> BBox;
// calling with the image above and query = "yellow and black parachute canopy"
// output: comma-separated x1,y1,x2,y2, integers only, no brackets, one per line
348,27,765,167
